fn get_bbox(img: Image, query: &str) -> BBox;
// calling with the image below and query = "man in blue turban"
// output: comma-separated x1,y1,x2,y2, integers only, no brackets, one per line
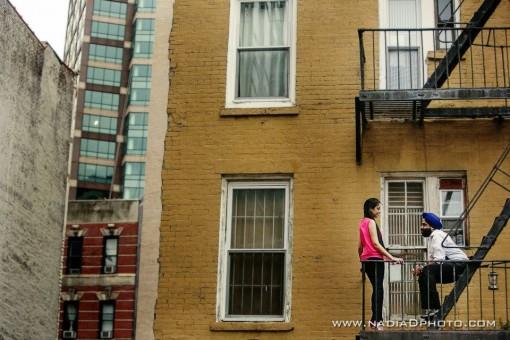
413,212,468,320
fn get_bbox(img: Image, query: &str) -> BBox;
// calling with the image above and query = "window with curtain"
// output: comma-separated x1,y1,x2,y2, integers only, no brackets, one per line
219,180,291,320
385,0,422,89
99,301,115,336
63,301,79,332
226,0,295,107
103,237,118,273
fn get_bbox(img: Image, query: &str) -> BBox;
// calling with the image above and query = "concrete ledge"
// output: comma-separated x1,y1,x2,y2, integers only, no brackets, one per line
358,330,510,340
209,322,294,332
220,106,300,117
63,274,136,286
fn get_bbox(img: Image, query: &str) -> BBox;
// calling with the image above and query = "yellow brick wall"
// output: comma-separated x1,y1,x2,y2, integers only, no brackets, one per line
155,1,510,339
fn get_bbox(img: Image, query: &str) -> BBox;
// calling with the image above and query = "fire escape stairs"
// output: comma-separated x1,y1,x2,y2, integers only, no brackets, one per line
420,0,503,121
355,0,507,165
439,141,510,320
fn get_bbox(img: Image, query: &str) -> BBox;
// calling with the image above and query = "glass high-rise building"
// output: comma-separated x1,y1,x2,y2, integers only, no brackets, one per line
62,1,171,339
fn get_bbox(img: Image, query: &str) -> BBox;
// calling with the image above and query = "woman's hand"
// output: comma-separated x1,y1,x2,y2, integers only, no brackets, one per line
389,256,404,264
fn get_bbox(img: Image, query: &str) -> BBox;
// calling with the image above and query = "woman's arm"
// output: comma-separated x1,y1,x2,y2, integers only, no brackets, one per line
368,220,403,263
358,238,363,257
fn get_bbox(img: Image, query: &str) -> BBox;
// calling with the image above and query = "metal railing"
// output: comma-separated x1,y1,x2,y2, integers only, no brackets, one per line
360,259,510,331
359,27,510,91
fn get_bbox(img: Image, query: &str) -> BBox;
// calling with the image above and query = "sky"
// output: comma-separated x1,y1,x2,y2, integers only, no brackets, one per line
9,0,69,59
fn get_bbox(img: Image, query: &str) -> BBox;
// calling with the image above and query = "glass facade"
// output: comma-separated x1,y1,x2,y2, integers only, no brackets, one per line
91,21,125,40
125,112,148,155
84,90,119,111
82,114,118,135
78,163,114,184
80,138,116,159
123,162,145,199
133,19,155,58
87,66,121,86
136,0,156,12
89,44,124,64
128,65,152,106
93,0,127,18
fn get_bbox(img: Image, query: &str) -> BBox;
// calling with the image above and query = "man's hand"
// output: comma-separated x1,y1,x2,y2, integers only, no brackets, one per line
412,264,423,276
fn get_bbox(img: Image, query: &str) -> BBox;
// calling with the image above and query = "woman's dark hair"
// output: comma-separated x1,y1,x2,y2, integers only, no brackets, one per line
364,198,381,219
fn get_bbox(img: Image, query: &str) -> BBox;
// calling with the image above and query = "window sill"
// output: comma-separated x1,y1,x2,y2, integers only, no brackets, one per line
220,106,300,117
427,50,465,61
210,321,294,332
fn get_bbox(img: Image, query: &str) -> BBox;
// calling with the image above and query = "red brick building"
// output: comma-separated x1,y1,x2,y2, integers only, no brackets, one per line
59,200,139,340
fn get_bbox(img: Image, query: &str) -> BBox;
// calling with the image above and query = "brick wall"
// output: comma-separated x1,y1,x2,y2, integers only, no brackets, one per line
155,1,510,339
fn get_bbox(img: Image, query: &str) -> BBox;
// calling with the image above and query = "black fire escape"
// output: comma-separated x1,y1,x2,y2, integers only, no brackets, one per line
355,0,510,165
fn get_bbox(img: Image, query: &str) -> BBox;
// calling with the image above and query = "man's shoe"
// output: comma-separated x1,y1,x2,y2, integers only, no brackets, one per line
420,309,439,321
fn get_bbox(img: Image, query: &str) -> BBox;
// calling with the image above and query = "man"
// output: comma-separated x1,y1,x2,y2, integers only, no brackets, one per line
413,212,468,320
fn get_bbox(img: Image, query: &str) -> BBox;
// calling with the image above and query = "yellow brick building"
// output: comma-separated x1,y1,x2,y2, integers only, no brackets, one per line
155,0,510,339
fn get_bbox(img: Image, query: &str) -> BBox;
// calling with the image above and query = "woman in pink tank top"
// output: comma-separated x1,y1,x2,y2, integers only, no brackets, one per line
358,198,403,328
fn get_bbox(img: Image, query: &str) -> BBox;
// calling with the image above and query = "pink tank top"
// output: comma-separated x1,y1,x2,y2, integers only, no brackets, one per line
359,217,384,260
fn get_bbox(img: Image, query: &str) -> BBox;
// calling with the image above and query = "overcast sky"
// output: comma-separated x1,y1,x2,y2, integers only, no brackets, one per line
9,0,69,59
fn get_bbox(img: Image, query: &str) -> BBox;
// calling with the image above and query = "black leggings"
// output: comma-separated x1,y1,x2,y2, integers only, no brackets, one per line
364,258,385,323
419,262,466,310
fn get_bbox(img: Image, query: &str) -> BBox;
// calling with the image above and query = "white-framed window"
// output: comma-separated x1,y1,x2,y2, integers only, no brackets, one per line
378,0,460,89
225,0,297,108
217,178,293,321
381,173,467,320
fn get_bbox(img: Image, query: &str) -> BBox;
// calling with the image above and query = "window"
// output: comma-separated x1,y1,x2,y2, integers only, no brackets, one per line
89,44,123,64
93,0,127,18
384,0,422,89
225,0,296,108
99,301,115,338
80,138,116,160
66,237,83,274
82,114,117,135
125,112,148,155
439,178,466,246
128,65,151,106
91,21,125,41
217,179,292,321
63,301,79,333
123,162,145,199
87,66,121,87
435,0,458,49
78,163,114,184
132,19,155,58
135,0,156,12
84,90,119,111
103,237,118,273
382,173,467,320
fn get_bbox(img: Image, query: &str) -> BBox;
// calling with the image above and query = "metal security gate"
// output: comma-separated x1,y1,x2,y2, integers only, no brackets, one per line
384,180,426,320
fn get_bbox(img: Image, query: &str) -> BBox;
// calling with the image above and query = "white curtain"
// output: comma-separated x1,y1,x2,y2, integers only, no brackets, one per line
238,1,289,98
387,0,421,89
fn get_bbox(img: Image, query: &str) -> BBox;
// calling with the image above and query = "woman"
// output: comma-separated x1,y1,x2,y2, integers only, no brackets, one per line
358,198,403,328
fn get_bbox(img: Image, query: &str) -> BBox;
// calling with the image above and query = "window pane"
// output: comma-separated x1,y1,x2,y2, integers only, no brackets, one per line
94,0,127,18
387,49,420,89
441,190,463,216
237,50,289,98
82,114,117,135
228,252,284,316
101,303,115,332
91,21,125,40
123,162,145,199
239,1,288,47
80,138,116,159
136,0,156,12
231,188,285,249
387,181,424,247
78,163,114,184
89,44,123,64
84,90,119,111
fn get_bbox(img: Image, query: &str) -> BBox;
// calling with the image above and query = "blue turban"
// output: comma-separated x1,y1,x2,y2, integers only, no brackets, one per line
422,212,443,230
